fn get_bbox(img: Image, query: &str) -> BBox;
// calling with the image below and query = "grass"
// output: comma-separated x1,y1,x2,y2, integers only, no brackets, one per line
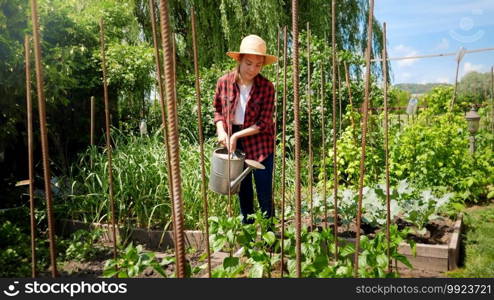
447,202,494,277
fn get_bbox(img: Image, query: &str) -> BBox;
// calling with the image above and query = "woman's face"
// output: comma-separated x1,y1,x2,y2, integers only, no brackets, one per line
239,54,264,83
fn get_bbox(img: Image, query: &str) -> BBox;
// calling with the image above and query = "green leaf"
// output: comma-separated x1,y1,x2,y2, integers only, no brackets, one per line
102,267,118,278
249,263,264,278
262,231,276,246
395,254,413,269
287,259,297,277
339,244,355,257
376,253,388,267
223,257,239,269
212,236,226,252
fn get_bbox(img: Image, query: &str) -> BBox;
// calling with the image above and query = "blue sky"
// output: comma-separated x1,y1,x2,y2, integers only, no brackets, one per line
374,0,494,84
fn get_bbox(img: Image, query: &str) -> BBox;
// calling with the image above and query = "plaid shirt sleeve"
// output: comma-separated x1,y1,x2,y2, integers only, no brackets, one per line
213,77,225,124
254,81,275,133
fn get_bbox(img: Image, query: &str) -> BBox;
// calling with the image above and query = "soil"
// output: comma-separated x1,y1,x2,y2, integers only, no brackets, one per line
49,244,207,278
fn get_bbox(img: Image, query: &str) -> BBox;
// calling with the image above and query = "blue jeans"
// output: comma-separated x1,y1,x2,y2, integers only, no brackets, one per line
236,139,274,224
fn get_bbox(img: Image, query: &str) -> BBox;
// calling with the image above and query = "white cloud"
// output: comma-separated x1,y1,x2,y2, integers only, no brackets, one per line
393,72,412,84
462,61,485,75
434,77,451,83
401,72,412,80
392,44,418,67
434,38,450,51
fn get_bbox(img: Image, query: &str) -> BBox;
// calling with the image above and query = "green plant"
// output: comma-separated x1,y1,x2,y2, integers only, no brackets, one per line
240,212,280,278
209,212,280,278
103,243,169,278
283,225,340,277
0,220,50,277
60,229,105,262
390,112,493,203
357,225,415,278
208,215,246,277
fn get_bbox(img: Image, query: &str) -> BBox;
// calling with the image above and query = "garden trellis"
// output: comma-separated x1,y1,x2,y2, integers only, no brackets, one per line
14,0,493,279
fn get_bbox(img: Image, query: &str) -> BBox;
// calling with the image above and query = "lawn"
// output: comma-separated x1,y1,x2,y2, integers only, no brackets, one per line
447,202,494,277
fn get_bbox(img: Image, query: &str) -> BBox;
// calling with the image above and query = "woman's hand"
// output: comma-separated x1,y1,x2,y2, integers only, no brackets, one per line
217,130,228,148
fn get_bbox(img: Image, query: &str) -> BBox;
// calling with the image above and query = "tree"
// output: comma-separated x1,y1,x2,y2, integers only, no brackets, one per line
132,0,386,77
458,71,492,105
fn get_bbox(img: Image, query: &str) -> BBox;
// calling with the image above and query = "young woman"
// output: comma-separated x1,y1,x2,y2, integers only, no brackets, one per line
213,35,277,224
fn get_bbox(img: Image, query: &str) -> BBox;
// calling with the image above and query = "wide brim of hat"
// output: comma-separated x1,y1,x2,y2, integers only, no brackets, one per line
226,51,278,66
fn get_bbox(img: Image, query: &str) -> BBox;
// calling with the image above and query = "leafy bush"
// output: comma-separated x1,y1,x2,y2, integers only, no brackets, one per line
391,112,492,202
0,221,49,277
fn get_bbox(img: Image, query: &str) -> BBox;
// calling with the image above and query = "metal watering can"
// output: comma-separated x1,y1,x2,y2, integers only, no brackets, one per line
209,148,265,195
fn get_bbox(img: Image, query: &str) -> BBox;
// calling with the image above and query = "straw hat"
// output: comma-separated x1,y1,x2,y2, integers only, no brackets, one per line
226,35,278,66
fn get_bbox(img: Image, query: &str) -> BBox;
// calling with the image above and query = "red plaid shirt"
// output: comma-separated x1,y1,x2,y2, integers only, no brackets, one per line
213,71,275,162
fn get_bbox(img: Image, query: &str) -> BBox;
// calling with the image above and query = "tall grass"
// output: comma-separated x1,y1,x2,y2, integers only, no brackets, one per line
63,128,216,230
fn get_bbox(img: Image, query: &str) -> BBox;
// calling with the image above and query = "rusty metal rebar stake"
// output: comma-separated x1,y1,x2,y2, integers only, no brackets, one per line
491,66,494,134
90,96,95,147
280,26,288,278
191,6,212,278
321,62,327,229
24,35,37,278
90,96,95,168
30,0,58,277
148,0,178,264
355,0,375,277
271,28,281,217
307,22,314,229
331,0,339,258
226,83,232,217
382,22,392,273
344,61,358,142
337,53,343,134
99,19,118,262
292,0,302,278
158,0,187,278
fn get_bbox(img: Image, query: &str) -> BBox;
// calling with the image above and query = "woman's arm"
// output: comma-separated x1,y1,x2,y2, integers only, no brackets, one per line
228,125,260,153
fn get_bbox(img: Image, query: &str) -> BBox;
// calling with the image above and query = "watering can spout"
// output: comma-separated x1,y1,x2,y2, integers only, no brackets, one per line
230,159,265,191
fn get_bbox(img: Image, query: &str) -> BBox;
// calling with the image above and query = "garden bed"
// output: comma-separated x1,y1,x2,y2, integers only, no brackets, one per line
59,214,463,276
57,219,222,277
333,214,463,274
